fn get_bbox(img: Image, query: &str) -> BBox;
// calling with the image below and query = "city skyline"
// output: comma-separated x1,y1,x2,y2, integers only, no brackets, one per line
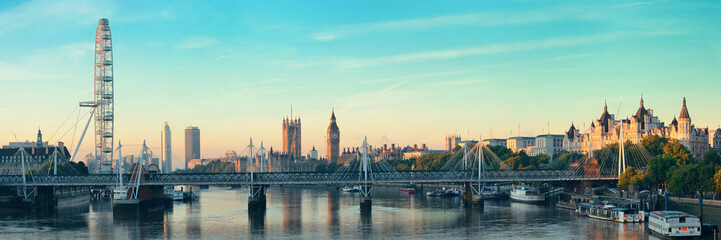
1,1,721,167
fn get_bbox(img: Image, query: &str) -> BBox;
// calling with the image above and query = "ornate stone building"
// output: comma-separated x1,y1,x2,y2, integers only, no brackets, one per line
664,98,708,159
282,116,301,161
563,97,710,160
326,109,340,164
0,130,71,175
711,128,721,154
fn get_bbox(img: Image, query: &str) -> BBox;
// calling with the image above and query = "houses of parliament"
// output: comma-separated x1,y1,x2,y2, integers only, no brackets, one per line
279,109,340,164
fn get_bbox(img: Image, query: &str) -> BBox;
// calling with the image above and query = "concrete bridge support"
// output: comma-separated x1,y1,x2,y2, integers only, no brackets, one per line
360,185,372,214
248,185,267,214
463,182,483,209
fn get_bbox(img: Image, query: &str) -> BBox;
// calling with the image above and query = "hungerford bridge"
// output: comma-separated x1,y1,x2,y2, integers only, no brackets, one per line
2,136,642,212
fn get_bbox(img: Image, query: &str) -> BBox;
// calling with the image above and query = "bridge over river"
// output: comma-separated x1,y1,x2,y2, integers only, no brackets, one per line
0,170,619,187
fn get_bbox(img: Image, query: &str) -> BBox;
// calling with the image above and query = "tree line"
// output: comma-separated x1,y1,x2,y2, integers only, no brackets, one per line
618,135,721,196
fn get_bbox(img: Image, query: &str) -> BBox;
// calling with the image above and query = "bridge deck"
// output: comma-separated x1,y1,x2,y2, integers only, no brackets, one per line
0,170,618,186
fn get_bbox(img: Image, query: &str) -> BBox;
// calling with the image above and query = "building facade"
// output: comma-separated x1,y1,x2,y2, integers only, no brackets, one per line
309,146,318,160
533,134,564,161
161,121,172,173
664,98,708,159
282,116,302,161
507,137,535,153
445,134,461,151
711,128,721,154
184,126,200,169
326,110,340,164
563,97,710,160
0,130,71,175
482,138,507,147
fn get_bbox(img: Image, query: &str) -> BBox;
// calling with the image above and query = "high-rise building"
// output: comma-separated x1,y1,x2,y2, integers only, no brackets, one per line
282,116,301,161
185,126,200,169
326,109,340,163
161,122,172,173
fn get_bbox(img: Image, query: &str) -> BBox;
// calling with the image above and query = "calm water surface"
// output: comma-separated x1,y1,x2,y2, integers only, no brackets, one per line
0,186,714,239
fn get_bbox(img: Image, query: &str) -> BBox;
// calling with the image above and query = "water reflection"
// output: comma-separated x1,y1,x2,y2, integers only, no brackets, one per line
281,188,302,234
327,190,340,238
248,211,265,238
1,186,717,239
185,200,201,238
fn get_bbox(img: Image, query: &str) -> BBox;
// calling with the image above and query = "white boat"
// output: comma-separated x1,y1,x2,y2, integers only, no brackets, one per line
342,186,360,193
510,185,545,203
173,191,185,201
579,204,644,223
648,211,701,238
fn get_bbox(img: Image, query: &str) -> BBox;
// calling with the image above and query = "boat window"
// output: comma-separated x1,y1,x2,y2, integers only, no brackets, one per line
679,217,686,223
668,228,671,232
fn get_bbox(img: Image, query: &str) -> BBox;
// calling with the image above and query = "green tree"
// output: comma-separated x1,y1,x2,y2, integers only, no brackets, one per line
314,164,326,173
644,156,676,187
663,139,693,165
714,168,721,192
703,151,721,166
414,152,452,170
487,145,513,160
618,167,644,191
641,135,668,157
531,154,550,167
667,164,699,195
697,163,717,192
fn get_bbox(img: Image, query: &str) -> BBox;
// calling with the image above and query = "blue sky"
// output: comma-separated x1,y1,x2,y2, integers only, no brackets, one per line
0,0,720,168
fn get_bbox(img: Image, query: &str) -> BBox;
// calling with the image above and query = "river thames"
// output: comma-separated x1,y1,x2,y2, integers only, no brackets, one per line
0,186,716,239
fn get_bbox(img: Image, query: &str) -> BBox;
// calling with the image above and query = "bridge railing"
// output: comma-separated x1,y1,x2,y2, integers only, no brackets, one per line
0,170,619,186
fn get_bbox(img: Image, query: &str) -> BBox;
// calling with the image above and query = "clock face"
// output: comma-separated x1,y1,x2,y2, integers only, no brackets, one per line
332,133,338,139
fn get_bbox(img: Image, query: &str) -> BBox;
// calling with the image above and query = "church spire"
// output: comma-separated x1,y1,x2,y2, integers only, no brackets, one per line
604,100,607,111
679,97,690,119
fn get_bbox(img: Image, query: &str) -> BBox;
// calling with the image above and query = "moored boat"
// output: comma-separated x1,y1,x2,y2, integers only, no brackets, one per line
400,187,416,194
342,186,360,193
426,187,460,197
577,204,645,223
482,188,508,200
648,211,701,238
510,185,545,203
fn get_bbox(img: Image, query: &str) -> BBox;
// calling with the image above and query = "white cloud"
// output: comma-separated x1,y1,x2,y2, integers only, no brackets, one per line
0,41,93,82
332,31,629,70
312,33,337,42
311,10,563,41
0,0,113,35
268,60,317,69
177,36,219,49
614,0,667,8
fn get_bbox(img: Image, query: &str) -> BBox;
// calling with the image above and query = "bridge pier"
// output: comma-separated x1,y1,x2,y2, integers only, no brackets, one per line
360,185,372,214
463,182,483,209
248,185,267,214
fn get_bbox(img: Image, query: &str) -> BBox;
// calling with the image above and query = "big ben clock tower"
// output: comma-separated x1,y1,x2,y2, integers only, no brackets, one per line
327,109,340,164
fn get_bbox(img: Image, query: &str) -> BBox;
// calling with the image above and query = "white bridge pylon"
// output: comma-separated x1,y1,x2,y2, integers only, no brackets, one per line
447,136,653,186
240,138,269,199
